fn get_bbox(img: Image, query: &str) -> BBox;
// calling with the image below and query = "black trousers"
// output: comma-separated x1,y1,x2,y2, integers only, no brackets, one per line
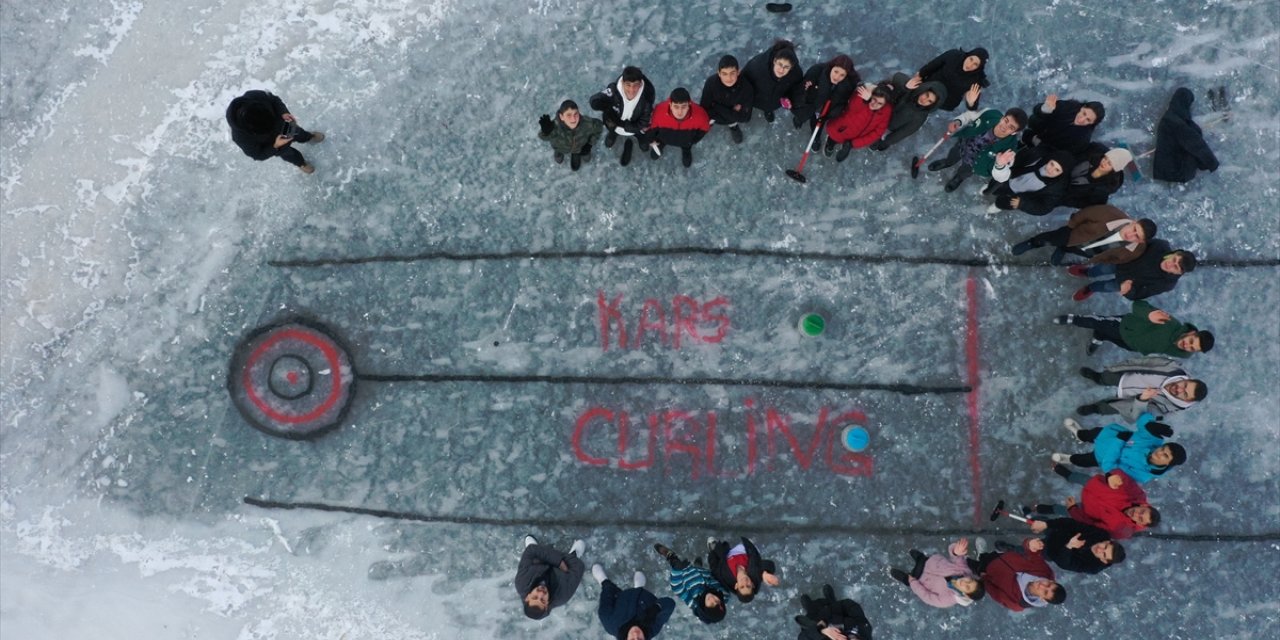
274,127,315,167
1072,316,1128,348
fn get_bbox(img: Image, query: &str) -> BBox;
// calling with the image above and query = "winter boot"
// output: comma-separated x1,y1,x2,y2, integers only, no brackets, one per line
764,110,775,123
824,137,837,157
554,152,564,164
1085,339,1103,355
1072,285,1094,302
299,163,315,174
1067,264,1090,278
307,132,325,143
888,568,910,585
524,535,538,548
1078,367,1102,383
681,146,693,168
620,139,634,166
570,154,582,171
730,124,743,144
604,130,618,148
944,173,967,192
1076,403,1101,416
1010,240,1036,256
836,142,852,162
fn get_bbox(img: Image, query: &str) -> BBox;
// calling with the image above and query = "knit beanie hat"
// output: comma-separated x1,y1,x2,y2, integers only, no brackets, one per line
1083,101,1106,125
1137,218,1158,240
718,54,739,70
669,87,691,103
1166,443,1187,466
1046,150,1075,175
1104,147,1133,170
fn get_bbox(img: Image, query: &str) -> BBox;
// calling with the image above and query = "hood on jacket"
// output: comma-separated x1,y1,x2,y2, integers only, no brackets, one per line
909,79,947,112
1168,87,1195,120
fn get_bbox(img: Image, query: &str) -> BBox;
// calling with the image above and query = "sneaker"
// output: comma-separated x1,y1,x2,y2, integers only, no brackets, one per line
994,540,1017,553
653,543,673,559
1079,367,1101,382
986,204,1001,214
888,568,910,585
299,163,315,174
1067,264,1090,278
1018,504,1032,518
633,571,646,588
824,137,837,157
681,147,693,168
1072,286,1094,302
307,132,325,143
1049,248,1067,265
1076,404,1100,416
973,537,990,554
554,152,564,164
621,139,634,166
836,142,852,162
927,160,947,171
944,175,966,192
1052,463,1073,480
764,110,775,123
730,125,743,144
707,537,718,551
649,144,661,160
1051,452,1072,464
1010,240,1035,256
909,549,926,563
1085,339,1102,356
570,154,582,171
570,539,585,557
524,535,538,548
592,564,608,585
1053,315,1075,325
604,130,618,148
1063,417,1082,436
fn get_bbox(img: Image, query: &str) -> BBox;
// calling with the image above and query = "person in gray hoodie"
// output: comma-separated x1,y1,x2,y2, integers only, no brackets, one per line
515,535,586,619
1076,356,1207,421
867,72,946,151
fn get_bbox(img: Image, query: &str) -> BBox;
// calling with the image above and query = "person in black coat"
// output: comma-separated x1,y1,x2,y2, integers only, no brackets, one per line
589,66,657,166
700,55,755,144
707,536,780,602
742,40,805,123
795,584,873,640
515,535,586,619
225,90,325,173
791,54,858,130
1026,518,1125,575
593,564,676,640
1068,239,1196,301
985,147,1075,215
908,47,990,111
1153,87,1219,182
868,73,947,151
1062,143,1129,209
1023,95,1106,156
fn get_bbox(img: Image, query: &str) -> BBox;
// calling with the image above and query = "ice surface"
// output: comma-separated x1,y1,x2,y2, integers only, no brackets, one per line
2,0,1279,638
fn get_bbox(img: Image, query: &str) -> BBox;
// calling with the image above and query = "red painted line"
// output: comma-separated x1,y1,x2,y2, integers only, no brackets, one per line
964,271,983,528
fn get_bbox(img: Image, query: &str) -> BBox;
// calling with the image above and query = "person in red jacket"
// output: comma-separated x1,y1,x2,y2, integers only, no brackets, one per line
647,87,712,168
973,538,1066,612
1031,469,1159,540
824,83,894,162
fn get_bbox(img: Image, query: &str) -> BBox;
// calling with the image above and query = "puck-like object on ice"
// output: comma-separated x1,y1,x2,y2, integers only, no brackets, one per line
798,312,826,337
228,319,356,439
841,425,870,453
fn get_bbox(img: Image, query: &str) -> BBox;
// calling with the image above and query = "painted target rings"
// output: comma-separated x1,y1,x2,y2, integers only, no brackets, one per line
228,319,356,439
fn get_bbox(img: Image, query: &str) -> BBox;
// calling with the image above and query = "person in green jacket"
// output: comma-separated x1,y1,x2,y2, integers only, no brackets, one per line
537,100,604,172
928,85,1028,192
1054,300,1215,357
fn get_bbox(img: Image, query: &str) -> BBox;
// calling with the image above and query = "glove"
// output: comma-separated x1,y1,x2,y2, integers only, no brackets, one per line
869,140,888,151
779,97,792,110
1147,422,1175,438
581,143,593,156
538,114,553,135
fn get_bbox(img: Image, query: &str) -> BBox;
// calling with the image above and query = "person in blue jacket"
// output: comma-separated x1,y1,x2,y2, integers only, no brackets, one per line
1051,412,1186,484
592,563,676,640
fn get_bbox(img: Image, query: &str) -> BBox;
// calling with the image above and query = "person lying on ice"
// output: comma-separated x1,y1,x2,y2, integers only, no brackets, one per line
1051,412,1187,485
515,534,586,619
1056,298,1214,358
651,543,727,624
707,536,780,602
971,538,1066,613
1076,356,1207,421
887,538,985,609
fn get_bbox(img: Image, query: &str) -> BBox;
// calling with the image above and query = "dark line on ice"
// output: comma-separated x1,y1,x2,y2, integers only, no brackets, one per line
241,497,1280,543
356,372,969,396
267,247,1279,269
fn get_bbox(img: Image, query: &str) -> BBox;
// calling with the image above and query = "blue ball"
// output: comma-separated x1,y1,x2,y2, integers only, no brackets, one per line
842,425,870,452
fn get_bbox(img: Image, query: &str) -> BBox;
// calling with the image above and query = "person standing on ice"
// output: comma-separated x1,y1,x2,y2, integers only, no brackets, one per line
1031,469,1160,541
1051,412,1187,484
794,584,874,639
515,534,586,619
824,82,894,162
887,538,985,609
707,536,780,603
647,88,711,168
1061,238,1197,303
225,89,325,174
1010,204,1156,266
1075,356,1206,421
592,563,676,640
1022,517,1126,575
1055,298,1214,358
982,147,1075,215
590,66,656,167
1153,87,1220,183
1022,94,1107,157
537,100,603,172
699,54,754,144
1060,143,1130,209
907,47,990,112
651,543,727,624
971,538,1067,613
742,39,805,123
866,73,945,151
927,86,1027,192
791,54,859,132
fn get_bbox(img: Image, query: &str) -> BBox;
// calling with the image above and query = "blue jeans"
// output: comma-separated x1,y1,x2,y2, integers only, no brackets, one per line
1086,264,1120,293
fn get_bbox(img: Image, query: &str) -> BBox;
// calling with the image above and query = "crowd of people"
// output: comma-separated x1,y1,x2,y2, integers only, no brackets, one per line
221,17,1226,640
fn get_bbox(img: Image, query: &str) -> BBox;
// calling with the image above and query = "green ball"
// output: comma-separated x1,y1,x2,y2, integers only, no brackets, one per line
799,313,826,337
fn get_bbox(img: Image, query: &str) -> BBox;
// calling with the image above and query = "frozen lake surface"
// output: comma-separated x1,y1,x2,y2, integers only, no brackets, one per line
2,1,1278,638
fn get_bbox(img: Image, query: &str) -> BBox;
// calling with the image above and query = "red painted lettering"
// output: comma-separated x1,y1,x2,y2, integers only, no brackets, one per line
662,410,703,479
635,298,669,347
701,296,731,343
597,290,626,352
